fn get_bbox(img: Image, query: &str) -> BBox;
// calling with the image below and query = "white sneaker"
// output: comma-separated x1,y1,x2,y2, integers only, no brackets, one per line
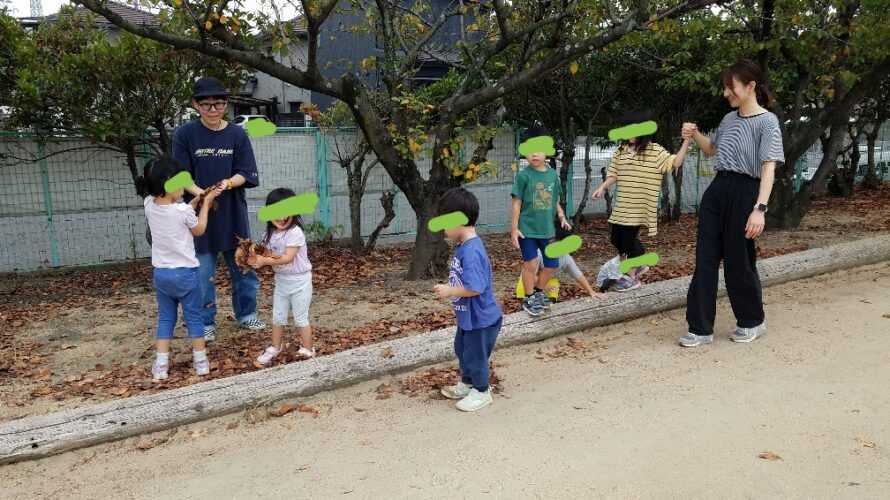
441,382,471,400
256,346,282,367
151,361,168,382
297,347,315,359
456,388,492,412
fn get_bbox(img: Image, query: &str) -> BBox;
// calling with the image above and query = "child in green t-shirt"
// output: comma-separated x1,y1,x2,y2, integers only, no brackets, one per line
510,124,572,317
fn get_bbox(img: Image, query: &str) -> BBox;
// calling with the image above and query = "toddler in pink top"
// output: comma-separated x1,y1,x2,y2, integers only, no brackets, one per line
249,188,316,366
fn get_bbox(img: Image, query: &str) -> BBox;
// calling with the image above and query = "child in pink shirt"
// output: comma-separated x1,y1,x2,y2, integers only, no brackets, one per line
250,188,315,366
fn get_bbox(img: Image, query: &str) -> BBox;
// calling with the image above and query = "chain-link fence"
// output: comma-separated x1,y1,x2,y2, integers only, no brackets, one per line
2,124,889,272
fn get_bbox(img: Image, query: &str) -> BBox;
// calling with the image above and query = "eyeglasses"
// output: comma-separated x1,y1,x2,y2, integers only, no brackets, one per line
197,101,227,111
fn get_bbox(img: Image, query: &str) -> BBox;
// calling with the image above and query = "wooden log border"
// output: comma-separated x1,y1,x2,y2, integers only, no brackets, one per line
2,235,889,464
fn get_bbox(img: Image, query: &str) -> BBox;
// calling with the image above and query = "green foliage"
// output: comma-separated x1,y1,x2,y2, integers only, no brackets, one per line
304,219,344,244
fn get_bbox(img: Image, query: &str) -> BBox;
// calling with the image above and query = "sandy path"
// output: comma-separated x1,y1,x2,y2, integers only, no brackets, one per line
3,262,889,499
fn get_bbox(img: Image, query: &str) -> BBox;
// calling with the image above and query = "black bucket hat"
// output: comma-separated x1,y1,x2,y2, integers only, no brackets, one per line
193,77,229,98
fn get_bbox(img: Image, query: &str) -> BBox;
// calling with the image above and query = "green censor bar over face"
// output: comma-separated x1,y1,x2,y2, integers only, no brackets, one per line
544,235,583,258
518,136,556,157
618,252,660,274
428,211,469,232
245,119,277,138
164,171,195,194
258,193,320,221
608,121,658,141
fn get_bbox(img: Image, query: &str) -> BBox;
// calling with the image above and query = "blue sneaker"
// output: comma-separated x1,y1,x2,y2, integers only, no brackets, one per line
522,295,544,317
534,291,552,310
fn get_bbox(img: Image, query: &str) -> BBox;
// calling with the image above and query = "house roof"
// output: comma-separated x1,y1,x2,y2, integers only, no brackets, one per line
20,2,159,29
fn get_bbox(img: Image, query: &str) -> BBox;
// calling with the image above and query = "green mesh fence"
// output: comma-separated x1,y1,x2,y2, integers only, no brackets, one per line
3,124,889,272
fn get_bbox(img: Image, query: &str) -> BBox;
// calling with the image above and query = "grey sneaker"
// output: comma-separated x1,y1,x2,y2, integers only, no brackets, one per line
238,318,266,331
730,323,765,343
203,325,216,342
679,332,713,347
522,295,544,317
534,291,552,310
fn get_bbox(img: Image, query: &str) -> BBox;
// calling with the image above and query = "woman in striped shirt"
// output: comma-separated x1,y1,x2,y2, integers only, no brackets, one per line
679,59,785,348
592,109,693,291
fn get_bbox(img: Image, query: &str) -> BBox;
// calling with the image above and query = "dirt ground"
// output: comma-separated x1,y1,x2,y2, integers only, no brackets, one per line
2,185,890,420
2,261,889,498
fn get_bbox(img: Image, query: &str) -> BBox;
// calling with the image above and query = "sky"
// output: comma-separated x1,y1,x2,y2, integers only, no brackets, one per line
8,0,66,17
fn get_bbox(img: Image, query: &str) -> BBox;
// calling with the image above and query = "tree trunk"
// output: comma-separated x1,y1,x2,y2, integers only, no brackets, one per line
406,194,451,280
829,127,858,197
364,191,396,254
572,126,595,227
348,186,364,253
125,143,153,246
768,122,847,228
558,152,573,216
154,119,172,155
862,125,884,189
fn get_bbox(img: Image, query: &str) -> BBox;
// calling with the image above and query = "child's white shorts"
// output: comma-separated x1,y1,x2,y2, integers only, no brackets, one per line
272,272,312,327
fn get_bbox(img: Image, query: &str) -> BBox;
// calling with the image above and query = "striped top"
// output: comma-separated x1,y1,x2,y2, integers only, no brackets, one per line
713,110,784,178
606,143,675,236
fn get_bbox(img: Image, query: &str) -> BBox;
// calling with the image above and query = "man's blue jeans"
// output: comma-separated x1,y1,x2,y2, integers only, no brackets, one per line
196,250,260,327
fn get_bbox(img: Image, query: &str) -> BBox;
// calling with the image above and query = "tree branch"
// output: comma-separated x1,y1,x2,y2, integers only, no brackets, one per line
73,0,344,99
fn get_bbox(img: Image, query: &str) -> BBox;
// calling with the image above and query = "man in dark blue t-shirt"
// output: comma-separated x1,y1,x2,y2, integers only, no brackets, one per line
173,77,264,341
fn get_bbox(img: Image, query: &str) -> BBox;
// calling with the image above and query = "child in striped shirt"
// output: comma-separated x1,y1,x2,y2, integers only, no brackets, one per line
592,109,694,291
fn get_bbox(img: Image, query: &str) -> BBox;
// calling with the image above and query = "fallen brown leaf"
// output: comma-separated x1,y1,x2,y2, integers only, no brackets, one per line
854,437,875,448
30,387,53,396
226,421,240,430
375,383,392,400
296,464,311,472
60,344,77,350
108,387,129,396
758,452,782,461
379,347,393,358
270,403,296,417
136,441,155,451
298,404,321,415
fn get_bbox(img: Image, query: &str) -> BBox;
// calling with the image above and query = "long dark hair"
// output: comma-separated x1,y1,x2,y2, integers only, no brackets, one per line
618,108,654,155
720,59,775,108
262,187,304,245
135,155,182,197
